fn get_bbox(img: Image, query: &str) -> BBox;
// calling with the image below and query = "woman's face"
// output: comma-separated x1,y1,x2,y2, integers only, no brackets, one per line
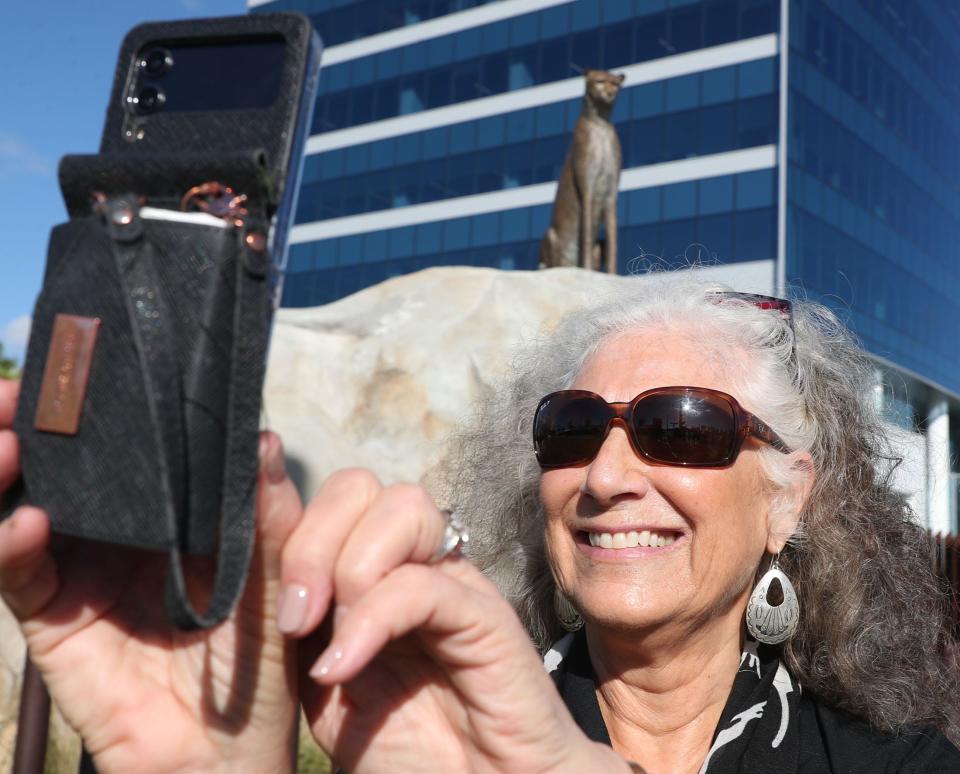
540,330,779,636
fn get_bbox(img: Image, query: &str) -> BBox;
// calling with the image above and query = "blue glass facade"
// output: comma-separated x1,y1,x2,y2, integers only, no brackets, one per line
291,0,499,48
254,0,782,306
283,173,775,305
309,0,778,132
253,0,959,407
785,0,960,396
297,61,777,222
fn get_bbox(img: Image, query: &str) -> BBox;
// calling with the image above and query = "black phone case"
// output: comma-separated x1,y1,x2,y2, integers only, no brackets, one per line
2,150,274,630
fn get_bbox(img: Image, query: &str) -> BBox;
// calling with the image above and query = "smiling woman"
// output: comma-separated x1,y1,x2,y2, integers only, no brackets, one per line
439,273,960,772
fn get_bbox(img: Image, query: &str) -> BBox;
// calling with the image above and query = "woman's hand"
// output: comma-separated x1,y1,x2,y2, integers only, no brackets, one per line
0,378,304,773
281,470,628,773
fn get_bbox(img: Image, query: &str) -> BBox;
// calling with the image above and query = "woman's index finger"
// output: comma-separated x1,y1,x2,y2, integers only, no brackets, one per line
0,379,20,429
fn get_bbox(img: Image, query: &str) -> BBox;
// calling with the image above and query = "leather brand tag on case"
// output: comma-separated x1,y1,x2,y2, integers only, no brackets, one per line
34,314,101,436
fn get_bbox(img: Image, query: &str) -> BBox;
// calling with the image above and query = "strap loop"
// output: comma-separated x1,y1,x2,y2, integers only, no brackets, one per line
104,199,270,629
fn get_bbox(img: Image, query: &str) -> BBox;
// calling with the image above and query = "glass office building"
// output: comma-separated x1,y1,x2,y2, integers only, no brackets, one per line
251,0,959,532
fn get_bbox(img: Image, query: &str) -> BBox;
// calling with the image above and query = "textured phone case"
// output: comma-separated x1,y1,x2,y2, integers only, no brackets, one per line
2,151,274,629
1,12,318,630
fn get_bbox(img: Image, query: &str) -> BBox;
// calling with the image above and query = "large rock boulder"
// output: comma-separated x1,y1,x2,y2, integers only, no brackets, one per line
263,266,632,495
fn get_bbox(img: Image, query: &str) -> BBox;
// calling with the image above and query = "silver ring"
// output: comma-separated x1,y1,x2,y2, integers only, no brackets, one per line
430,511,469,563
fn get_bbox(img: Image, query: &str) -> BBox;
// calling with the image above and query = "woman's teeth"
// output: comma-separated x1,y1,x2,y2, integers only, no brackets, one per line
587,530,676,549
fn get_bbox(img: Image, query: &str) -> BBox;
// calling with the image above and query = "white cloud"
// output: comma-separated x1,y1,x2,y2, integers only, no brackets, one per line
0,133,53,178
2,315,32,360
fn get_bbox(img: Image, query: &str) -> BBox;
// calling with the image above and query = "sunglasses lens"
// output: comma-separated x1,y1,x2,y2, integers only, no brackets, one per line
534,392,612,466
632,392,738,465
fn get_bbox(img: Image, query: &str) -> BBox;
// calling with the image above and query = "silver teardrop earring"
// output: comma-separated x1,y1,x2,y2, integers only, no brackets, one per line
554,587,583,632
746,554,799,645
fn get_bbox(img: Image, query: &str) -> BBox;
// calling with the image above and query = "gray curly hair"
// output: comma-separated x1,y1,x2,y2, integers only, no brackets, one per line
436,273,958,737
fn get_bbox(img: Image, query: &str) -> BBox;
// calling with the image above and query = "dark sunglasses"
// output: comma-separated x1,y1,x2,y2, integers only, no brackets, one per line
533,386,791,469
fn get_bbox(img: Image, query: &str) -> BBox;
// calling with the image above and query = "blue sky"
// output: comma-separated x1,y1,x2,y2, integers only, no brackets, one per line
0,0,247,362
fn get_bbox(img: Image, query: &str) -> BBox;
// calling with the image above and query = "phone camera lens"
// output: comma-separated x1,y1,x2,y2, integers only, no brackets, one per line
135,86,166,114
141,48,173,77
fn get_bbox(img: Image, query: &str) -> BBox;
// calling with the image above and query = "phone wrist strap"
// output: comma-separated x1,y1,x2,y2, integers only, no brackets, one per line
106,199,271,629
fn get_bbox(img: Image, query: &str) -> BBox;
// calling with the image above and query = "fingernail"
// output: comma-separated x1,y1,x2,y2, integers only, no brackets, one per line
309,646,345,681
276,584,309,634
267,438,286,484
333,604,349,629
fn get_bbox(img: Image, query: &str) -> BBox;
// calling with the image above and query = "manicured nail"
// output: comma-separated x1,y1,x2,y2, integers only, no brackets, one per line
309,646,345,680
267,438,286,483
333,604,349,629
276,584,309,634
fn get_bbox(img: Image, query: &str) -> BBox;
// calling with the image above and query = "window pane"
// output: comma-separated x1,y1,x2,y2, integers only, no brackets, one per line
631,223,662,260
602,21,633,68
388,226,416,259
472,212,501,246
663,181,697,219
661,218,697,262
704,0,737,46
482,56,508,94
363,230,388,261
701,65,736,105
698,175,734,214
571,30,601,72
425,69,450,109
735,169,775,209
625,117,663,166
666,74,699,111
737,95,775,147
443,218,471,251
663,111,698,160
508,45,537,90
699,103,736,155
669,5,702,53
734,207,775,261
741,0,778,37
287,243,315,273
627,187,662,225
450,122,476,154
697,212,735,261
737,58,775,98
540,37,571,83
632,81,665,118
501,208,531,242
506,110,535,143
415,221,442,255
635,15,667,61
453,60,483,102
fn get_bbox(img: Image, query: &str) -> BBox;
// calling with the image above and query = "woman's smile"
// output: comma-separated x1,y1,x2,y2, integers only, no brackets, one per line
574,526,685,558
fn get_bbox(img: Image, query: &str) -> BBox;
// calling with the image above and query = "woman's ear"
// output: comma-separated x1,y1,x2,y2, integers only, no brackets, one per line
766,452,815,554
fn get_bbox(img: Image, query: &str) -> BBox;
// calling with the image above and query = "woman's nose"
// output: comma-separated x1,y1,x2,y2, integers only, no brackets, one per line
580,423,651,504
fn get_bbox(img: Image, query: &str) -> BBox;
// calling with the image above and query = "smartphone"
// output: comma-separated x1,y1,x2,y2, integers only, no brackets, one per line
5,14,322,629
101,12,323,298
